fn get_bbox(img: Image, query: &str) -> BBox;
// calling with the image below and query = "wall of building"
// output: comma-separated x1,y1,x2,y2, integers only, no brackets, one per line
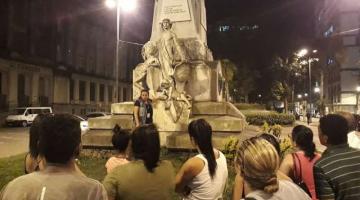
316,0,360,113
0,0,142,117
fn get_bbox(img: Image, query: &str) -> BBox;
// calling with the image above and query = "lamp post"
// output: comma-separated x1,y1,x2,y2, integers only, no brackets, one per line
105,0,137,102
297,48,319,122
356,86,360,114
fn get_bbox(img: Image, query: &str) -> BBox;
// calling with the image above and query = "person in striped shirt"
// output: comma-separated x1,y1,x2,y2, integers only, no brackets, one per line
314,114,360,200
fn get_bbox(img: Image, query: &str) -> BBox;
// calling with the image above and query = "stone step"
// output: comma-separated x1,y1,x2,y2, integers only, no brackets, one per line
88,115,134,130
190,115,245,132
166,131,241,150
82,129,241,150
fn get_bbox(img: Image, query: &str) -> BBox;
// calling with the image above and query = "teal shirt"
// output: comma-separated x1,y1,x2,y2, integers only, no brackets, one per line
103,160,175,200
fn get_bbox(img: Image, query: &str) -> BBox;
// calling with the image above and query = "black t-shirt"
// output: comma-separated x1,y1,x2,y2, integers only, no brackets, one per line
134,99,153,124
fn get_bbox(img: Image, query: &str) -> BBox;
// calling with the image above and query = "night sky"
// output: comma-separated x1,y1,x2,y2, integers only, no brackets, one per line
117,0,315,59
115,0,316,100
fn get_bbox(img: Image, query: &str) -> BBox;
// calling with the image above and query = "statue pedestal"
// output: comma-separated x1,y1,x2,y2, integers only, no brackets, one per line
82,101,247,150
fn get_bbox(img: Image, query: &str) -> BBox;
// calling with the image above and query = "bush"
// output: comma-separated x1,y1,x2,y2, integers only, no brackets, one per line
244,112,295,125
234,103,265,110
261,122,294,159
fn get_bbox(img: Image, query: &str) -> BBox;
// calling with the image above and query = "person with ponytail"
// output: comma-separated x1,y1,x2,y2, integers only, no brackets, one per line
103,124,175,200
105,124,130,173
238,137,311,200
175,119,228,200
279,125,321,200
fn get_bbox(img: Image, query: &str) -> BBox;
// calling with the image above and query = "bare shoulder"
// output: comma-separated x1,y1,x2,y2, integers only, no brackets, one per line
282,153,294,165
279,153,294,176
182,156,205,176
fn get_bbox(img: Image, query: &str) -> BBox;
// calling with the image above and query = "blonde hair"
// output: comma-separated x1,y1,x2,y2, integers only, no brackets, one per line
236,137,280,193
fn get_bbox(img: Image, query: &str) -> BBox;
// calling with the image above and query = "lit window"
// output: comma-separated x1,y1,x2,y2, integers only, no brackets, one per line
323,25,334,37
327,57,334,65
219,25,230,32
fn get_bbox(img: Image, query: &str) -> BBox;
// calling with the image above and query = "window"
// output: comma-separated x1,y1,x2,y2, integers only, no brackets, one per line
90,82,96,101
219,25,230,32
108,85,113,102
79,81,86,101
70,79,74,101
323,25,334,38
327,57,335,65
123,88,127,101
99,84,104,102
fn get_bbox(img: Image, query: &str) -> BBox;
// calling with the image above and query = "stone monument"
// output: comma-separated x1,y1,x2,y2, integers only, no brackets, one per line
82,0,246,150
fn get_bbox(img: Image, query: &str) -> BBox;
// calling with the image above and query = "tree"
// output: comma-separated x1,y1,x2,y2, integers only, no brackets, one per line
270,55,304,113
223,60,259,103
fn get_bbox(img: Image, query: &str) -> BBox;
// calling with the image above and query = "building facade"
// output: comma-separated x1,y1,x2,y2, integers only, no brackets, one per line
316,0,360,113
0,0,142,115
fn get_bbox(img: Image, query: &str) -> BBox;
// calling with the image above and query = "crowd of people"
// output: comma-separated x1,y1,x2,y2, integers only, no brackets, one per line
1,109,360,199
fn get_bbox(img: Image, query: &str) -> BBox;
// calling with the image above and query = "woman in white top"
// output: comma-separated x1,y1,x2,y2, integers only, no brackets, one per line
237,137,311,200
175,119,228,200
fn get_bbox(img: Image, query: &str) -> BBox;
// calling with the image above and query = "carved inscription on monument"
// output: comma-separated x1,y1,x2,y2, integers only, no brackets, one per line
159,0,191,22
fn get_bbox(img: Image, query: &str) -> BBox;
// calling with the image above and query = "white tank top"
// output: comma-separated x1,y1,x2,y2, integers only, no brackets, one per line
184,149,228,200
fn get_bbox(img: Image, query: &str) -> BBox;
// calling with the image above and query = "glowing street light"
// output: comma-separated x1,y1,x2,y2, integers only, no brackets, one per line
105,0,137,101
304,93,308,97
297,48,319,123
105,0,116,9
297,94,302,99
297,49,308,57
314,87,320,93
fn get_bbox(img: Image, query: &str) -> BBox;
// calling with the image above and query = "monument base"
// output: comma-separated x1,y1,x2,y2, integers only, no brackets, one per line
82,101,247,150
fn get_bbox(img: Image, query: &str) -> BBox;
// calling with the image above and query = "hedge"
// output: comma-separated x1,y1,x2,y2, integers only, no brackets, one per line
234,103,265,110
244,112,295,125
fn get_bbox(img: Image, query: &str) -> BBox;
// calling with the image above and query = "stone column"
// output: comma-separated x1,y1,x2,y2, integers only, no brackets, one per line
85,81,90,105
74,79,79,104
31,73,39,106
8,70,18,109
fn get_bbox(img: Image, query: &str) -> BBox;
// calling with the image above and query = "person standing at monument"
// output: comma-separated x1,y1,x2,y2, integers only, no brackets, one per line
134,89,153,127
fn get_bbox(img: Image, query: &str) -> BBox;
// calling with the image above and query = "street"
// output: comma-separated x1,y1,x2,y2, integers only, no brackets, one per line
0,127,29,158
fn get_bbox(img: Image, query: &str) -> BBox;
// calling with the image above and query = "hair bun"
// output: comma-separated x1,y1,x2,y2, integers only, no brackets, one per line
263,177,279,193
113,124,122,133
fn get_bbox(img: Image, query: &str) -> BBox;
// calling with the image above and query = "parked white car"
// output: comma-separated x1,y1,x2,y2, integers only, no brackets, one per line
72,115,89,133
86,112,111,119
6,107,53,127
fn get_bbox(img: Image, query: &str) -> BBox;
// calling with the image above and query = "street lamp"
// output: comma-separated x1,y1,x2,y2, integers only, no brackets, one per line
297,48,319,121
105,0,137,102
314,86,320,93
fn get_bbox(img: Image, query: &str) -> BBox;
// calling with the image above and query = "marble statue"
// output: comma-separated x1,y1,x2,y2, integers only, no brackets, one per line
133,41,159,98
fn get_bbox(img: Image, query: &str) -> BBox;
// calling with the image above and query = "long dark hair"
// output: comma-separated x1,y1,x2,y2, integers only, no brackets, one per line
188,119,217,178
112,124,130,153
291,125,316,160
131,124,160,172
